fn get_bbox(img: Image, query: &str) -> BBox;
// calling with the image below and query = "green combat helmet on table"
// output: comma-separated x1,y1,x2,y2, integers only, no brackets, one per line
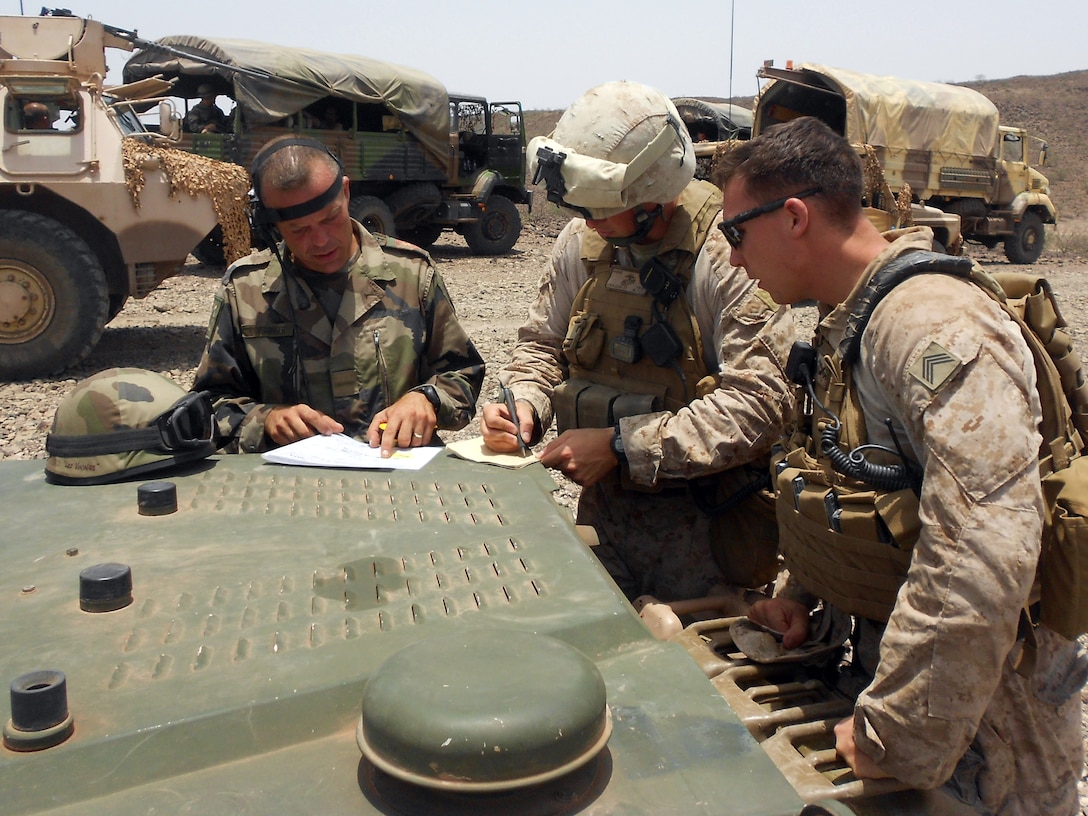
44,368,216,485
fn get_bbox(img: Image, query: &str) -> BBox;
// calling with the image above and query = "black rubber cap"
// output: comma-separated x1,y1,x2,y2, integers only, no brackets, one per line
138,480,177,516
79,562,133,612
9,670,68,732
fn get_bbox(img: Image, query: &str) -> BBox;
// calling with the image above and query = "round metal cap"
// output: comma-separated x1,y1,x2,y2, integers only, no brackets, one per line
357,630,611,791
3,669,74,751
137,480,178,516
79,563,133,612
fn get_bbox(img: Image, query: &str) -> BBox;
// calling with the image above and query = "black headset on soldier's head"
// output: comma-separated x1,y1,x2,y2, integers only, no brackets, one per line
246,136,346,406
248,136,345,242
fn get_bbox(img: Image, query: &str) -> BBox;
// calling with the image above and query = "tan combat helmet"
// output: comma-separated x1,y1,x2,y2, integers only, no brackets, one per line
45,368,217,485
527,80,695,221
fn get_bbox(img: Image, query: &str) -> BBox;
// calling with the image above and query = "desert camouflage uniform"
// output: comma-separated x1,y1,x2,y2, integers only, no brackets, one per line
783,228,1084,814
500,182,797,600
194,220,484,453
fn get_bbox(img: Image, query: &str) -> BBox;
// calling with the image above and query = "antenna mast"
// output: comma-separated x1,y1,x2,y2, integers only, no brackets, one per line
728,0,735,105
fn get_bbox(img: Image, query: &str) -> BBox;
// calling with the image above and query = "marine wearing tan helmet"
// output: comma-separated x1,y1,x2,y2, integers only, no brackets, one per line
527,80,695,221
482,79,797,601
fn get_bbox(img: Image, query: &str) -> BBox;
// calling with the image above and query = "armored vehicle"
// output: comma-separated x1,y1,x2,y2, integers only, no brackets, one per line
754,63,1056,263
0,12,248,379
1,447,978,815
121,36,531,257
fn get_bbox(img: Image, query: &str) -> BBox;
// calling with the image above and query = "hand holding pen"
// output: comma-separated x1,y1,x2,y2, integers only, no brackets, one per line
480,385,532,454
502,386,532,454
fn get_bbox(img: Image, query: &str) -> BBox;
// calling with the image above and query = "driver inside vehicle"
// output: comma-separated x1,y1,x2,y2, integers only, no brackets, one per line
22,101,53,130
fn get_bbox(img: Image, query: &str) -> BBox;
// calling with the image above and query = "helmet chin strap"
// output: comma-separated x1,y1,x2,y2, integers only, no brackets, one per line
603,204,664,247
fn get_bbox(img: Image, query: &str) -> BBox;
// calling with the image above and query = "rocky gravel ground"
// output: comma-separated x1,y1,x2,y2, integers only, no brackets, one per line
3,214,1088,809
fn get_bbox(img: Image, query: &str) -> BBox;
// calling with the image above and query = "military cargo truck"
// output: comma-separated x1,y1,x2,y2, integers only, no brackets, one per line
0,12,248,380
121,36,531,256
754,63,1056,263
0,446,979,814
675,93,960,252
673,98,754,144
672,97,753,183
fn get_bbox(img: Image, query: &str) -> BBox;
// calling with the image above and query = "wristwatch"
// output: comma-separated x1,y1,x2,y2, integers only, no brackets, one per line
609,423,628,465
412,384,441,415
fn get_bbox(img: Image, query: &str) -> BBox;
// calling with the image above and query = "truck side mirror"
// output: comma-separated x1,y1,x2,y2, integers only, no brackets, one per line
1039,144,1048,167
158,100,181,141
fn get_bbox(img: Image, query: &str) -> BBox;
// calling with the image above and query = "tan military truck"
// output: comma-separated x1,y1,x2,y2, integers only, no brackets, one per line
0,11,249,380
754,63,1056,263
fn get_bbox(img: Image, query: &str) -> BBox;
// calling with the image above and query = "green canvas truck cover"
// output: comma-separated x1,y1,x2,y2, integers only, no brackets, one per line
759,63,999,157
122,36,451,166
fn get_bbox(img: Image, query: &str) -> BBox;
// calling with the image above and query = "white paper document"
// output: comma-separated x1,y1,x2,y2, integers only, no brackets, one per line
260,434,442,471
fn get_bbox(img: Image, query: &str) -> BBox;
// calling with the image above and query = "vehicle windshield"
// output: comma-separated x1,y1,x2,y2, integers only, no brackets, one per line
107,97,148,136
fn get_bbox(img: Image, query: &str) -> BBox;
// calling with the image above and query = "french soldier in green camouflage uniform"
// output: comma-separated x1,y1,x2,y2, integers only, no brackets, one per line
193,136,484,456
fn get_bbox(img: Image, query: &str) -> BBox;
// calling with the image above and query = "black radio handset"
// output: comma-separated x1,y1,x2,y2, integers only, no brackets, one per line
787,341,920,495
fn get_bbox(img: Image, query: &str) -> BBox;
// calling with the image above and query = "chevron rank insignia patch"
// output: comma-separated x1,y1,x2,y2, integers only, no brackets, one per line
908,341,963,392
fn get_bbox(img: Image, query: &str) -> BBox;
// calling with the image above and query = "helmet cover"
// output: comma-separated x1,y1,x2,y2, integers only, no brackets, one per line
527,80,694,219
45,368,216,486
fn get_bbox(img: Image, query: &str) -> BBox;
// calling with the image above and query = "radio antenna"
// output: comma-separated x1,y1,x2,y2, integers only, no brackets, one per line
728,0,735,105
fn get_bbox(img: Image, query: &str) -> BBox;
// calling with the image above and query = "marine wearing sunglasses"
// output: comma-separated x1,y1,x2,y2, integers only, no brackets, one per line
718,187,822,250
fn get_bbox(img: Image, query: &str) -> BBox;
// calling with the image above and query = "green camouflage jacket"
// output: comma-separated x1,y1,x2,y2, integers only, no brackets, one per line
193,222,484,452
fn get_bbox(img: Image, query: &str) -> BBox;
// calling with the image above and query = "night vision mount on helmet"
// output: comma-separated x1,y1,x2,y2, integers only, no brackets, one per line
527,80,695,224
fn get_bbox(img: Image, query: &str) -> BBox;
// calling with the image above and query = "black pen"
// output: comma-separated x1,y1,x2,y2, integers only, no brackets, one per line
500,385,531,454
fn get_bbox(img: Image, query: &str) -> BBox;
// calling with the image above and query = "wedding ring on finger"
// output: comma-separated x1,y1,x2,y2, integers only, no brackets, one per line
412,432,424,439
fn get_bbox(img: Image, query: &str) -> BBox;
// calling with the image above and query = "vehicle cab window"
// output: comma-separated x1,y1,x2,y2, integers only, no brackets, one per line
6,94,81,133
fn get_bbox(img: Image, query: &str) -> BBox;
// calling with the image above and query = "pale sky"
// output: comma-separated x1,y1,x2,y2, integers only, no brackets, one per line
6,0,1086,109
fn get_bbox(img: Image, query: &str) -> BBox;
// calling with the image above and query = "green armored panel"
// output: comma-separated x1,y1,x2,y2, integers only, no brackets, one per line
0,453,806,815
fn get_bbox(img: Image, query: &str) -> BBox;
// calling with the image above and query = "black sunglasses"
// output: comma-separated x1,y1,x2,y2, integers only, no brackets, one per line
718,187,822,250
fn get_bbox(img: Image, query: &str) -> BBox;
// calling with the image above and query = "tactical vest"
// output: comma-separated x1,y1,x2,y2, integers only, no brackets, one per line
775,250,1088,639
553,182,723,431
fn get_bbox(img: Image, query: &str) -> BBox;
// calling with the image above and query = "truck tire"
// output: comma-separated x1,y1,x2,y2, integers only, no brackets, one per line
1004,211,1045,264
0,211,109,380
106,294,128,324
463,194,521,255
349,196,397,238
386,183,441,232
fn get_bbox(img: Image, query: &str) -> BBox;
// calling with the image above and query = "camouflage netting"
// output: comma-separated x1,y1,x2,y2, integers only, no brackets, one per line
121,138,252,264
